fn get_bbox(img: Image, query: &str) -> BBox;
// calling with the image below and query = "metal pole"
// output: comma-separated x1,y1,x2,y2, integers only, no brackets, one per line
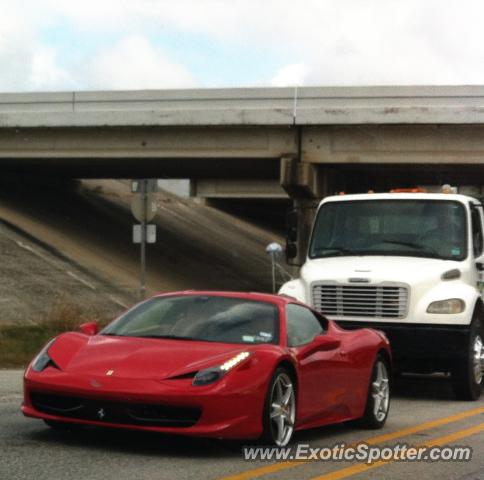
140,179,147,300
271,252,276,293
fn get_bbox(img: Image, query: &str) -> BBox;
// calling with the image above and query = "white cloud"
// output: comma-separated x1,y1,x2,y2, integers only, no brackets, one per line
0,1,196,92
41,0,484,86
30,47,77,90
0,6,35,91
2,0,484,91
0,3,76,91
271,64,310,87
88,36,196,90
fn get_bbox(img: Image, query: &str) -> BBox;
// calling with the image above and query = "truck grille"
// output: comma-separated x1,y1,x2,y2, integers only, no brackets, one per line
312,283,409,319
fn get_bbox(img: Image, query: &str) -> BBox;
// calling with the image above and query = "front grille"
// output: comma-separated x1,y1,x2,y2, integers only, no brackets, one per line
31,392,201,428
312,283,409,319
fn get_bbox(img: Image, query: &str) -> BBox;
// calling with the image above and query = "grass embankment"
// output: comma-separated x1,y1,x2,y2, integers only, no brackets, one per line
0,302,109,368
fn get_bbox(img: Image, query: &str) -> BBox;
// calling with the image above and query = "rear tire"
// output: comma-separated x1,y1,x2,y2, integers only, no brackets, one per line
451,311,483,401
359,354,391,429
260,367,296,446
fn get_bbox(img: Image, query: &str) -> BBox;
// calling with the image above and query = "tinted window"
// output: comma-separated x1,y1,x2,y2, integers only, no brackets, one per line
309,200,467,261
286,304,324,347
102,295,279,345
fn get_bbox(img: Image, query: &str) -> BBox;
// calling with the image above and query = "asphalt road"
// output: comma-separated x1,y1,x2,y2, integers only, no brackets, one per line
1,370,483,480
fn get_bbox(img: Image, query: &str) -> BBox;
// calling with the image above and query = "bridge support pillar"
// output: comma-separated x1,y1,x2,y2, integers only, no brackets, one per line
280,157,333,267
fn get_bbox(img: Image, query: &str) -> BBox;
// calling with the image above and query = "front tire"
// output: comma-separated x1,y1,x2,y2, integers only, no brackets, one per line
359,354,391,429
261,368,296,446
451,312,483,401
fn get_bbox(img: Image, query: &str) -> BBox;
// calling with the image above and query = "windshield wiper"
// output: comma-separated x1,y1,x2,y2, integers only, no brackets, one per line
381,240,440,256
312,246,357,257
133,334,199,341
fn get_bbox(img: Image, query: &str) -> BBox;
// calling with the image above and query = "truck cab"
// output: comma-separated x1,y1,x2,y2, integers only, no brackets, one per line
280,192,484,400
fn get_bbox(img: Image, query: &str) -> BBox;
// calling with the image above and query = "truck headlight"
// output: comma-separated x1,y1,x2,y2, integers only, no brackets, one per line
426,299,465,314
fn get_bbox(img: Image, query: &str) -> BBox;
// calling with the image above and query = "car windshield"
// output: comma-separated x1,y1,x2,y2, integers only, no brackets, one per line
309,200,467,261
101,295,279,345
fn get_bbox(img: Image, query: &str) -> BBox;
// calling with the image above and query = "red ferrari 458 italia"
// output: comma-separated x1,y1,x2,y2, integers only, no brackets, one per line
23,291,391,446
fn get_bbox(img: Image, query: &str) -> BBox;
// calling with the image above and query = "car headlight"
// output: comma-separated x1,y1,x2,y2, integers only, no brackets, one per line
426,299,465,314
31,339,58,372
192,351,251,386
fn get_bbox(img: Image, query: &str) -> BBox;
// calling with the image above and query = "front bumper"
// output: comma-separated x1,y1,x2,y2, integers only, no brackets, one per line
336,321,470,373
22,368,266,440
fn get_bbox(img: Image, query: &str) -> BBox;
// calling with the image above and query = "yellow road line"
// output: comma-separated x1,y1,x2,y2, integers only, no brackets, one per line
311,422,484,480
220,406,484,480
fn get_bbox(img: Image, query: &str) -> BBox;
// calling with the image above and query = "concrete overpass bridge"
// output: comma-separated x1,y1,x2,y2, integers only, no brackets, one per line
1,86,484,187
1,86,484,254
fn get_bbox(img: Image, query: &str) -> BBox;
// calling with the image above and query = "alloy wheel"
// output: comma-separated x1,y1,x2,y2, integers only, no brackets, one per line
473,335,484,385
269,373,295,446
372,360,390,422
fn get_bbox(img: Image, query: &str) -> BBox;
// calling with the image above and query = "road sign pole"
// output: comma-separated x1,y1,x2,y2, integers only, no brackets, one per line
131,179,158,300
140,179,147,300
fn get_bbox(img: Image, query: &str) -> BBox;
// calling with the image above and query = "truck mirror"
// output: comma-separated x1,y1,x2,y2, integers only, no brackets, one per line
286,242,298,260
286,210,298,242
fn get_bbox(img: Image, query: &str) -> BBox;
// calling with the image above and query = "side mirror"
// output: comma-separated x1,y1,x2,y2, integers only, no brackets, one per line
286,242,298,260
286,209,298,242
476,261,484,272
298,334,341,358
79,321,99,336
312,334,341,351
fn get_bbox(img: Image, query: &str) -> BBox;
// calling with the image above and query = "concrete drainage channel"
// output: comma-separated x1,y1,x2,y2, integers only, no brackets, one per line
0,217,132,325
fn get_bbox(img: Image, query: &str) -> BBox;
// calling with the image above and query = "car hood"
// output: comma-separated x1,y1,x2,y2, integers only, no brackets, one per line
49,333,252,380
301,255,462,286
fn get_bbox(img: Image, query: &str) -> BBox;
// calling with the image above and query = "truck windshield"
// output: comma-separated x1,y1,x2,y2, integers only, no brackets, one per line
309,200,467,261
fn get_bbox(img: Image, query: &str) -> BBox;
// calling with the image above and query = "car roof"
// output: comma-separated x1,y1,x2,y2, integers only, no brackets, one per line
151,290,298,307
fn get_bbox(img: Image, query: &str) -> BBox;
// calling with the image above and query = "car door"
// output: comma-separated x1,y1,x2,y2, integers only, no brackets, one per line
285,304,347,424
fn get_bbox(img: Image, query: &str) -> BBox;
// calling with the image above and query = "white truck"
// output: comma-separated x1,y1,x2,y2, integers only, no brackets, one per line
280,191,484,400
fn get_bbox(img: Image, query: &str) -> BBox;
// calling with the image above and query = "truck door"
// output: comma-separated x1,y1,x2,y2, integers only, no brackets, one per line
471,204,484,294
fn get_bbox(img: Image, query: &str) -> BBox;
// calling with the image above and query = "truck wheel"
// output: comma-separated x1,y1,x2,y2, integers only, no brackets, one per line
451,311,483,401
358,354,391,429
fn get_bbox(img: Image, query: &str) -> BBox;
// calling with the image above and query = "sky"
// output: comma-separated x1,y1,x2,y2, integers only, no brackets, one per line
0,0,483,92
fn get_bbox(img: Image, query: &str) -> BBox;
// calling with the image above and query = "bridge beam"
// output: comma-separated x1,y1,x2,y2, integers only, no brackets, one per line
301,125,484,165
